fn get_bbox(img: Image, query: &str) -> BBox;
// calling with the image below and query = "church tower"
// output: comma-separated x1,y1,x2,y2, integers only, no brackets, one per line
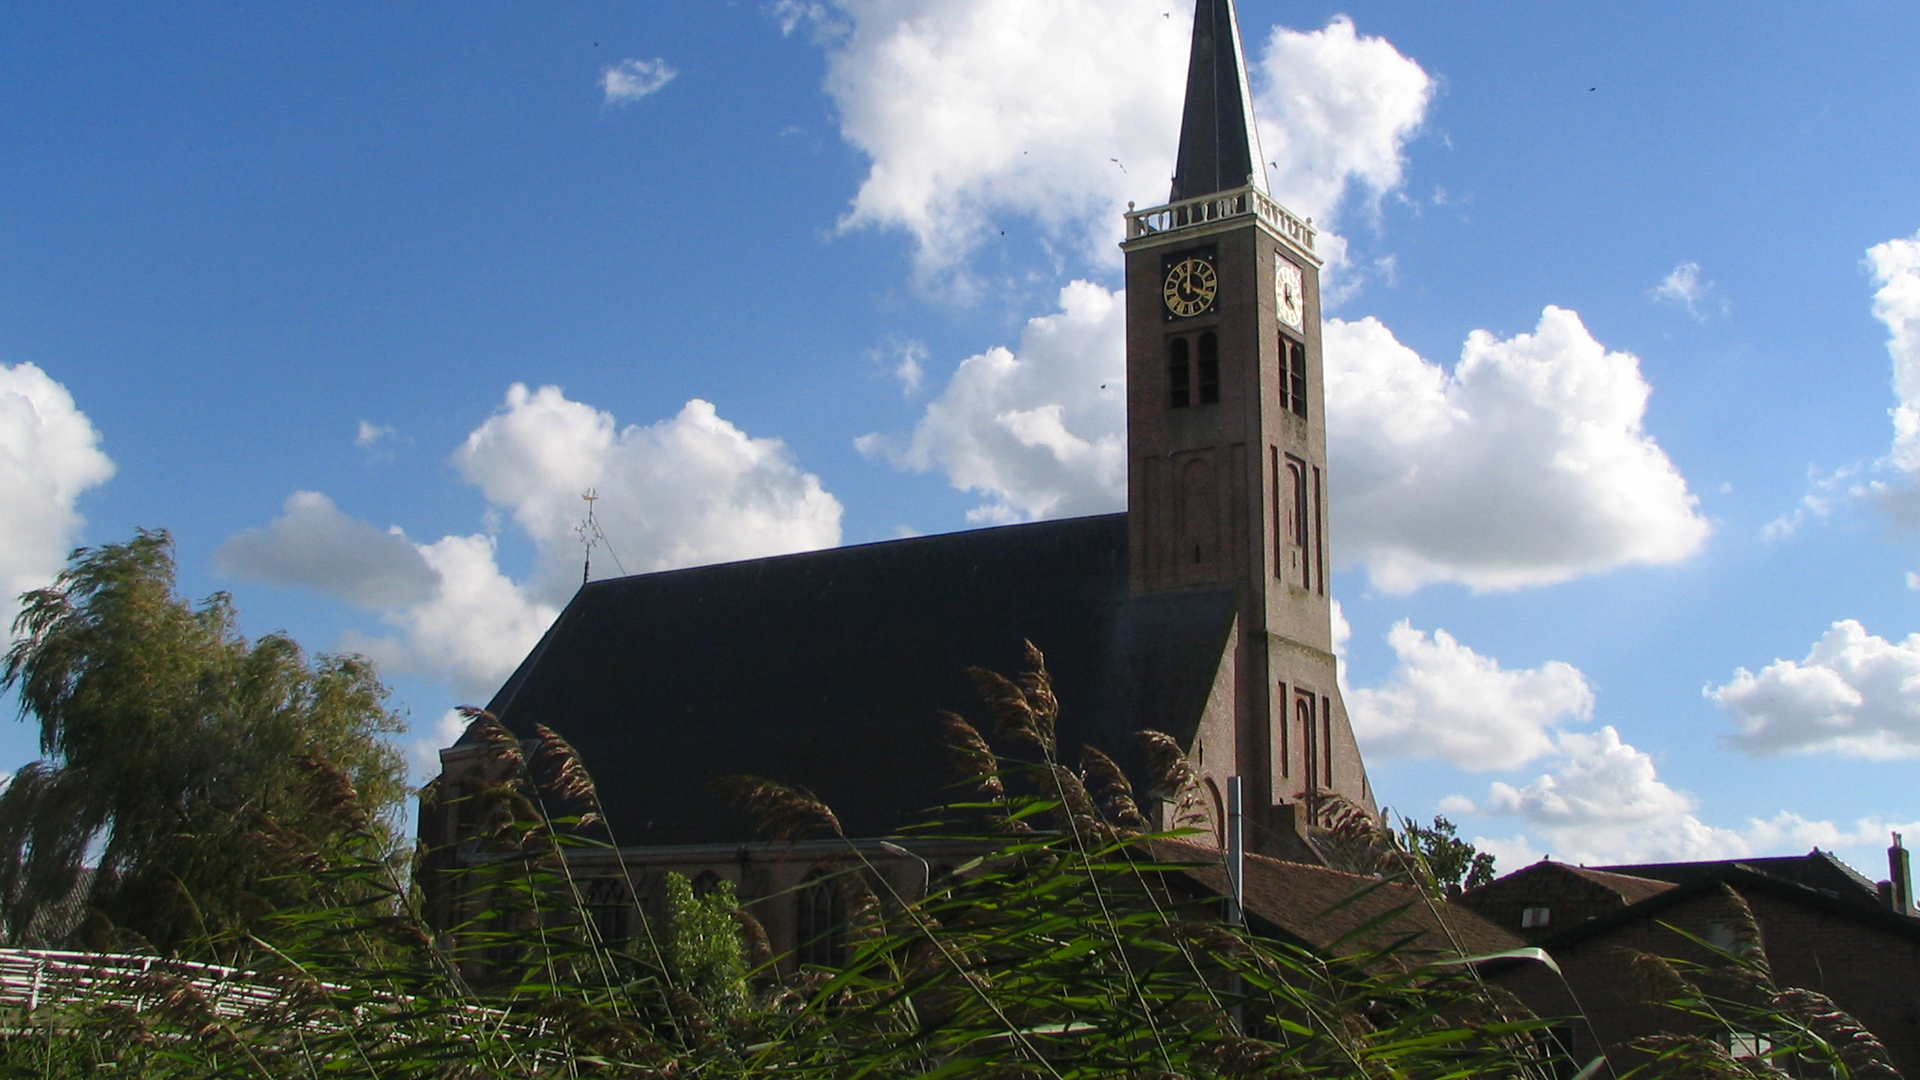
1123,0,1375,853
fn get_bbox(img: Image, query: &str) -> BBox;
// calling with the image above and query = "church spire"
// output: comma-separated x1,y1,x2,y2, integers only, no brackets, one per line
1169,0,1268,203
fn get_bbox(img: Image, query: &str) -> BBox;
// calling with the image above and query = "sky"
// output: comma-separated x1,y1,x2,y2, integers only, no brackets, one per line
4,0,1919,881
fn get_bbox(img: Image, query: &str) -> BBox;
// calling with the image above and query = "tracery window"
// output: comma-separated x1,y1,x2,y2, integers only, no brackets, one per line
583,876,632,946
796,870,845,968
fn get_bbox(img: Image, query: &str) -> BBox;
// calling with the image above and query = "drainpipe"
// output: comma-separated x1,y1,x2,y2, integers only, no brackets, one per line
1226,775,1246,1035
1226,776,1245,925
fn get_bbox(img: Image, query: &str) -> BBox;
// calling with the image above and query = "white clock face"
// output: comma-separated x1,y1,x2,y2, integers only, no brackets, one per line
1274,256,1304,330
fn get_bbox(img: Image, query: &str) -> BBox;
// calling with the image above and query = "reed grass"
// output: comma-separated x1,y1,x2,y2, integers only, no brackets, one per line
0,652,1896,1079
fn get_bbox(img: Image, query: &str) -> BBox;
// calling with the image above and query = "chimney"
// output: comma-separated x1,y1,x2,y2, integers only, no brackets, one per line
1890,833,1913,916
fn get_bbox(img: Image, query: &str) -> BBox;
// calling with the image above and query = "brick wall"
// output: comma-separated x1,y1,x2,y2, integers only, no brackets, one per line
1492,884,1920,1075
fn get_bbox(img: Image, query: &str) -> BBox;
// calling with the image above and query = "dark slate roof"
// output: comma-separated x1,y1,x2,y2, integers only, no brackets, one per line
479,514,1236,847
1169,0,1267,202
1597,849,1882,911
1459,860,1677,909
1536,861,1920,950
1562,864,1683,904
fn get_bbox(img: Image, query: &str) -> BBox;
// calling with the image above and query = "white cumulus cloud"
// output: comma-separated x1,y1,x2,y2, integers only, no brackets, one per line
1870,229,1920,472
817,2,1428,290
601,58,677,105
216,491,440,608
456,386,843,599
224,389,841,701
1325,306,1709,592
1250,15,1431,229
0,363,115,634
857,280,1126,523
871,297,1708,590
822,0,1186,286
1651,261,1725,320
1710,619,1920,759
1454,724,1920,868
1454,727,1747,866
343,533,561,703
1348,621,1594,771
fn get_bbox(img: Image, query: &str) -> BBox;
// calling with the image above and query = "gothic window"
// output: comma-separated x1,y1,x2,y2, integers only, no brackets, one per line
1312,466,1325,596
1196,332,1219,404
583,876,632,947
1168,337,1191,408
1282,337,1308,419
797,870,846,969
1281,456,1309,588
1321,697,1334,788
1295,694,1317,793
1275,680,1289,778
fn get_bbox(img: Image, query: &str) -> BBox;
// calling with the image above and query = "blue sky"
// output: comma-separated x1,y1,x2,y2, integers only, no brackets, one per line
4,1,1919,879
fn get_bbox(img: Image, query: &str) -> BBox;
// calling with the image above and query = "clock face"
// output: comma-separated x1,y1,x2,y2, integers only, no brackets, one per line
1163,256,1218,318
1274,255,1304,330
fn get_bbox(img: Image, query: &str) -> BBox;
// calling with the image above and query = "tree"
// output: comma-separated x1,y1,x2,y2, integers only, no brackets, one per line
0,529,407,954
1399,814,1497,899
662,871,750,1022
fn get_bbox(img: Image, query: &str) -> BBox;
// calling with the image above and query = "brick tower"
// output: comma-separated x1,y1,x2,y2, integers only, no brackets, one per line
1122,0,1374,854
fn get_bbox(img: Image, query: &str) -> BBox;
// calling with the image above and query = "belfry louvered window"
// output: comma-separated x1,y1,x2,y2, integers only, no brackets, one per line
1168,337,1191,408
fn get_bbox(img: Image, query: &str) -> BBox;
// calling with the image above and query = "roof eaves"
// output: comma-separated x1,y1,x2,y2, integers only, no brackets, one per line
1535,864,1920,949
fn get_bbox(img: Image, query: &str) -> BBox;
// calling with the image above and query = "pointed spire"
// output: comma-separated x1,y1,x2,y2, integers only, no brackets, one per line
1169,0,1268,203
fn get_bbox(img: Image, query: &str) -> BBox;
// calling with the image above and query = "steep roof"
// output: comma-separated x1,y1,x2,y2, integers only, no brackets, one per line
479,514,1237,847
1156,839,1523,960
1560,864,1684,904
1597,850,1882,911
1458,860,1676,909
1169,0,1268,201
1536,861,1920,949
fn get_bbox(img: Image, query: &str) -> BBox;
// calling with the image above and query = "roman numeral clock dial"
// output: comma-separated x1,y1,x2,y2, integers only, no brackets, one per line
1163,256,1218,318
1274,255,1304,331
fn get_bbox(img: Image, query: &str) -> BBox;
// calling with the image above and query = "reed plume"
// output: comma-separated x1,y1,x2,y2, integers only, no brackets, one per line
711,775,842,842
532,722,599,819
458,706,526,773
1138,729,1196,799
1080,744,1145,830
938,711,1004,798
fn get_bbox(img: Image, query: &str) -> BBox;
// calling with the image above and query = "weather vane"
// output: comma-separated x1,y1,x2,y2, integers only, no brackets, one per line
574,489,626,585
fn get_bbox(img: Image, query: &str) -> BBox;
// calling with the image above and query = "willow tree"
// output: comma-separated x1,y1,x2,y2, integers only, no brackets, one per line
0,529,406,954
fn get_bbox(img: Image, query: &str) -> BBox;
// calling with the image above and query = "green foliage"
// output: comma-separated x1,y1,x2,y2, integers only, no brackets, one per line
1398,814,1496,899
0,529,407,955
662,871,749,1022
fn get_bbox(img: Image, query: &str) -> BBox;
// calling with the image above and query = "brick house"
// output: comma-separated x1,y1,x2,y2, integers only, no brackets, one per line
1462,848,1920,1074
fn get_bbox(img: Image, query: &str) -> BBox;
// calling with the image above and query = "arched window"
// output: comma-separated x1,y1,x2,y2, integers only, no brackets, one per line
1278,456,1310,587
1296,695,1317,794
1168,337,1191,408
1284,338,1309,419
1322,701,1335,789
1275,680,1290,778
796,870,845,969
583,876,632,947
1196,332,1219,404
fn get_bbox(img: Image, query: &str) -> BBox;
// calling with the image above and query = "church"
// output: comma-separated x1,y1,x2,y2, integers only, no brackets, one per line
422,0,1378,959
